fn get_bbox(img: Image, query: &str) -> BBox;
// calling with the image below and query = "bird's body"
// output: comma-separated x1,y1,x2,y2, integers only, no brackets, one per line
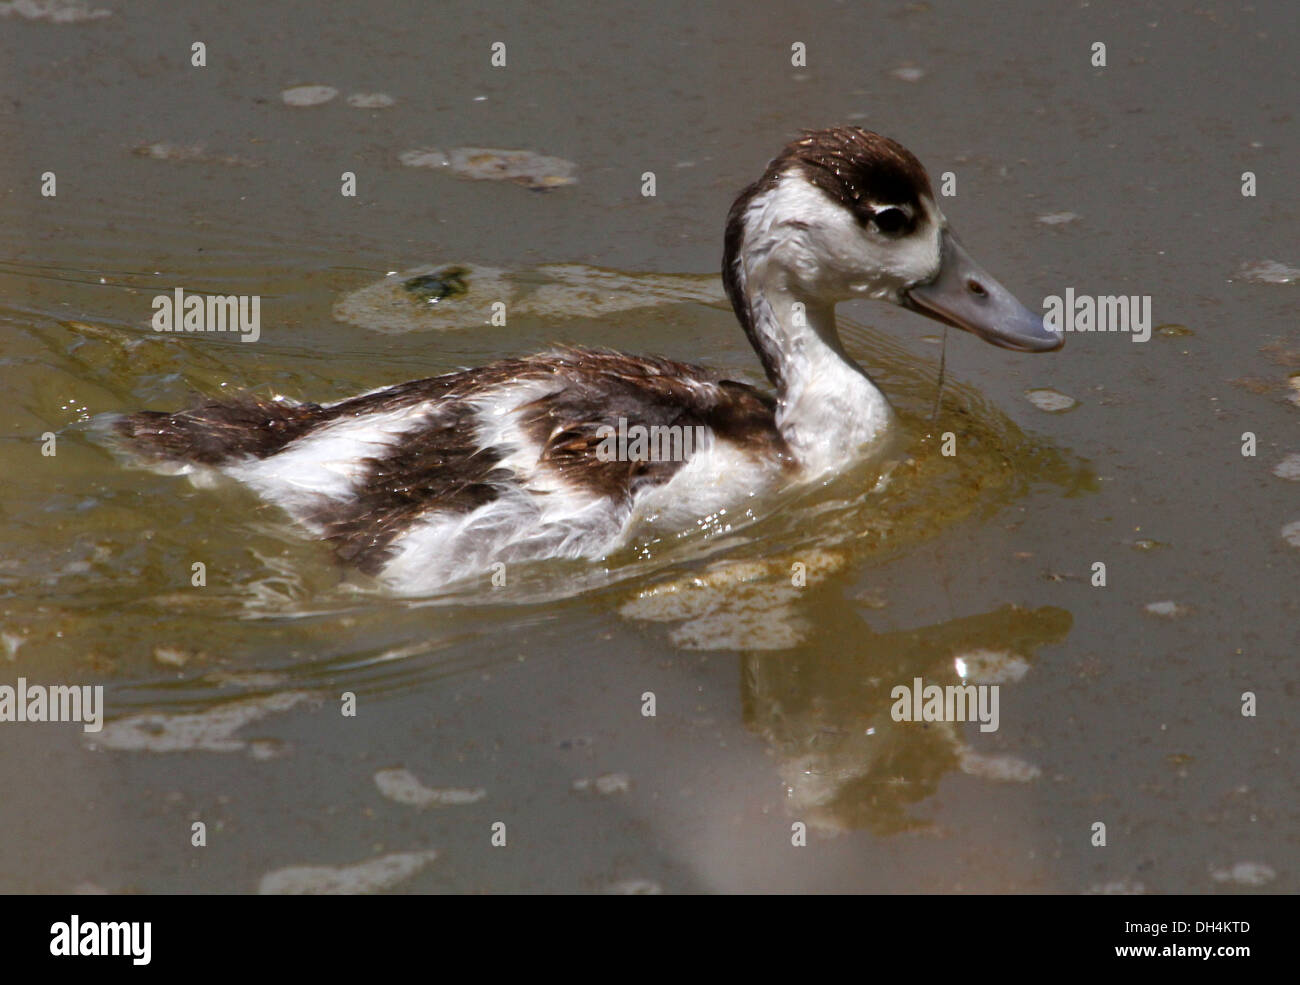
123,349,791,590
113,127,1062,595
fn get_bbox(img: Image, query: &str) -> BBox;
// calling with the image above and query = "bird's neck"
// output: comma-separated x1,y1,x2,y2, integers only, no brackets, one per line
738,269,894,476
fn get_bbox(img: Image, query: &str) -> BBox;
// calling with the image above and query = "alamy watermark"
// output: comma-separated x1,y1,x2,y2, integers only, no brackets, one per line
890,676,999,732
50,915,150,965
595,417,707,462
0,678,103,733
1042,289,1151,342
152,287,260,342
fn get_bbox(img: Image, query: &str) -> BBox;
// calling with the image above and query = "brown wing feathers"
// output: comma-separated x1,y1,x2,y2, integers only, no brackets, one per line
113,348,789,573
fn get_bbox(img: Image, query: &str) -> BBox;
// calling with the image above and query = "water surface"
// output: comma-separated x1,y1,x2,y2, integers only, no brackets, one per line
0,0,1295,893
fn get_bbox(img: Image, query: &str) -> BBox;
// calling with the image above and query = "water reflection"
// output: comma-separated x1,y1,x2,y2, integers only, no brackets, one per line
743,600,1071,835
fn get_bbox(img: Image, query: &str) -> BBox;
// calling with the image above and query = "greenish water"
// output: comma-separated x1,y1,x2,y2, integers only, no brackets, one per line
0,0,1295,893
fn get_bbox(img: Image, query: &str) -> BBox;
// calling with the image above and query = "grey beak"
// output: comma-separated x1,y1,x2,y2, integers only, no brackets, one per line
903,230,1063,352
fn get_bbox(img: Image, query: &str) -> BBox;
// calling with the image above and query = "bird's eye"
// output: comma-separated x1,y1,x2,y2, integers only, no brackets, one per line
870,207,909,235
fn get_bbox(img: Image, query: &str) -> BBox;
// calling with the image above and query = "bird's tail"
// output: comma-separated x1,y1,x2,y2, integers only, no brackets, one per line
108,395,327,467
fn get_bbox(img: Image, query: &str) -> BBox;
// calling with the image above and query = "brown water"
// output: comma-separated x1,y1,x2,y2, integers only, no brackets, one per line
0,0,1295,893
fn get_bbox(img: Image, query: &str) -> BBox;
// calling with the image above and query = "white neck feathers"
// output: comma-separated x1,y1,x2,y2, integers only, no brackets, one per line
730,178,895,474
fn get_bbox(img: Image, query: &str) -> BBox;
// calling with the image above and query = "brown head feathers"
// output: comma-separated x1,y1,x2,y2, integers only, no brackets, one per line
722,126,933,386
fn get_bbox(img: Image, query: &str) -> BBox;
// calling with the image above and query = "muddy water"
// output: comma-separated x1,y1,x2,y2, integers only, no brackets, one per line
1,1,1295,893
